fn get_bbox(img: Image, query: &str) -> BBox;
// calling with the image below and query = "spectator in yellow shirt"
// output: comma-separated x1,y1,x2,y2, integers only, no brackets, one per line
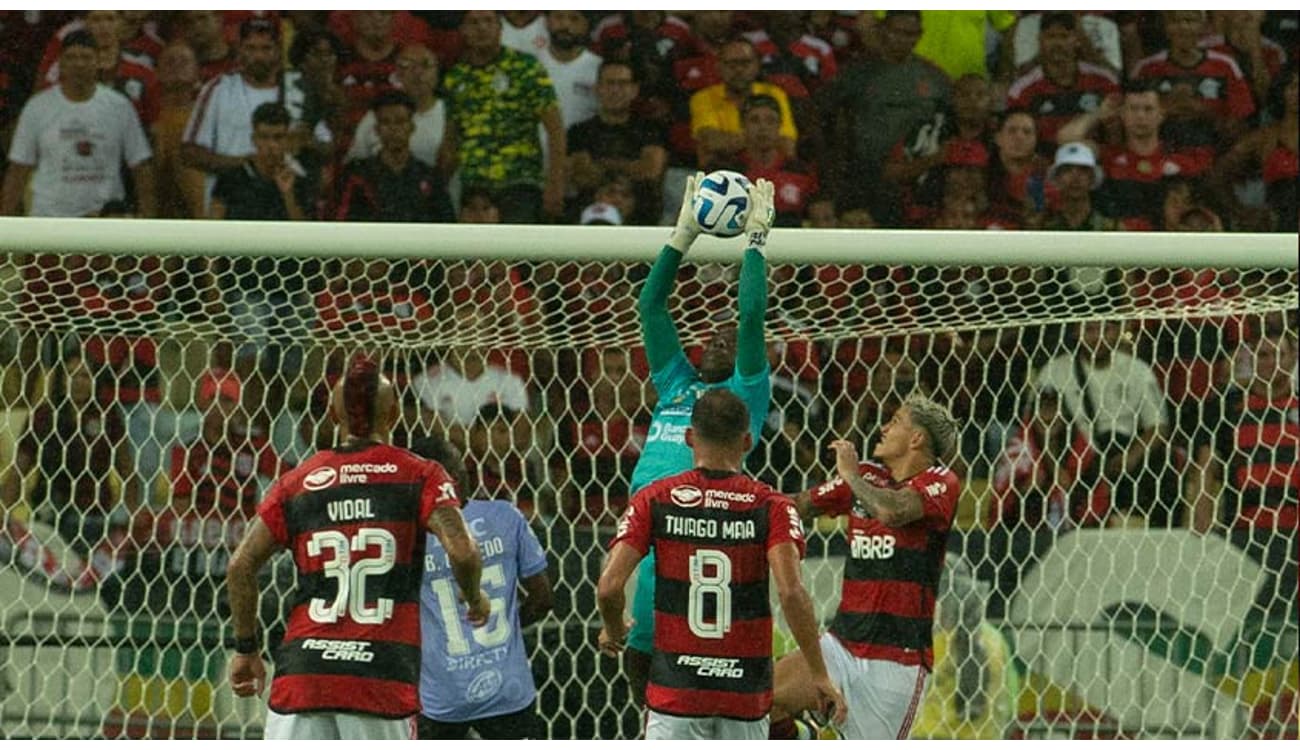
911,554,1018,739
870,10,1018,80
689,38,797,170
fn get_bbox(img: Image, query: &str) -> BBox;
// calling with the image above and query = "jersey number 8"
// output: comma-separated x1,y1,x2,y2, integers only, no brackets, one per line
688,549,733,639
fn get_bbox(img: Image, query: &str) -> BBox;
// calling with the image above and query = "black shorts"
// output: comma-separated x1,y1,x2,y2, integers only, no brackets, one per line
416,703,542,740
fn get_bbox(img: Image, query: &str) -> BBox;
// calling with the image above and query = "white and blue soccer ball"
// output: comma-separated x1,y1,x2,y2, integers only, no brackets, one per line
692,170,751,237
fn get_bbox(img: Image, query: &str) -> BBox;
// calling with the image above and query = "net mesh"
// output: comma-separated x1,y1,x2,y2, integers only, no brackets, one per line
0,248,1295,739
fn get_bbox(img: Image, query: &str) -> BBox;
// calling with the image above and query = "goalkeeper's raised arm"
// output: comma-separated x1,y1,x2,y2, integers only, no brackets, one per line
736,177,774,378
637,171,702,375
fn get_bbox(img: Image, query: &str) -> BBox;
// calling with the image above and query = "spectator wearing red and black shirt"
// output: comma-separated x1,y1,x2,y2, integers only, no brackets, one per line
1188,329,1298,623
1216,63,1298,232
1131,10,1255,152
732,94,818,226
338,10,399,133
809,10,867,66
743,11,838,99
1203,11,1288,109
1005,11,1120,148
1059,82,1214,226
659,11,736,165
181,10,238,82
336,90,453,223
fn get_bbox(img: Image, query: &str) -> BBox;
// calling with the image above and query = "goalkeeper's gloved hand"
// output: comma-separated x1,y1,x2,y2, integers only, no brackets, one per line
744,178,776,251
668,171,705,254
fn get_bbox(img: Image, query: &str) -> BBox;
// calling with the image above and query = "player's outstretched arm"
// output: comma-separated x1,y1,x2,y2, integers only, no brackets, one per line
736,178,774,378
769,541,848,725
428,506,488,625
639,172,703,374
227,517,278,697
596,542,643,656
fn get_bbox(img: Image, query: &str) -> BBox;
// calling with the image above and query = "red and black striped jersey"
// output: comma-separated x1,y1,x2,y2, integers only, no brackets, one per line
1214,389,1299,530
1005,62,1120,145
1131,49,1255,123
1099,143,1213,221
257,442,461,718
613,468,805,721
809,460,959,669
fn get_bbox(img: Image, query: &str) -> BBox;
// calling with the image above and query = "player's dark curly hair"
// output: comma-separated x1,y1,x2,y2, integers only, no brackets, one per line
342,355,380,439
410,434,469,494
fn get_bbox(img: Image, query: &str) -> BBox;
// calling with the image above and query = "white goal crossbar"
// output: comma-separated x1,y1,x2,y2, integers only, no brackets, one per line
0,218,1295,268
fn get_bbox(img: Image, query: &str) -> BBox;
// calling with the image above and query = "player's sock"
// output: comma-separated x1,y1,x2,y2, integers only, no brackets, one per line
769,718,798,739
769,716,819,740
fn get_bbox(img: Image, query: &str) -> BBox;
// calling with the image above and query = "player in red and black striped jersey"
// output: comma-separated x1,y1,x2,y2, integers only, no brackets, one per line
598,390,845,740
771,394,960,740
1132,11,1256,150
226,356,488,740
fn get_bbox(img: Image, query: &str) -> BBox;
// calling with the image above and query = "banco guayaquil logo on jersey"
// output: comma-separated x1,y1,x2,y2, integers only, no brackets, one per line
304,466,338,491
671,485,704,508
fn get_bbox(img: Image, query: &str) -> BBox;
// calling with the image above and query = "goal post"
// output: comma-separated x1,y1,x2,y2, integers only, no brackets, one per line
0,222,1295,739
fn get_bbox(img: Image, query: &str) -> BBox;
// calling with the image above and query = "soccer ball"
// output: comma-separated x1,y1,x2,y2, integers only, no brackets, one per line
692,170,751,237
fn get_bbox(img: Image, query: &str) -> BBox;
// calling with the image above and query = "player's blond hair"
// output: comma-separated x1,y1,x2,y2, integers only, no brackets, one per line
902,393,958,463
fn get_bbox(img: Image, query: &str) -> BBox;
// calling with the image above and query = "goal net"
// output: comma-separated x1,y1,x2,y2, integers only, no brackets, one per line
0,226,1295,739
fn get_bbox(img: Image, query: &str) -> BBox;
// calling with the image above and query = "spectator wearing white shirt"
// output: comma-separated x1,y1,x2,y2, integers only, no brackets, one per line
1013,11,1122,74
413,341,530,452
346,44,449,173
3,30,155,217
1034,318,1180,526
182,18,306,208
500,10,549,55
535,11,602,129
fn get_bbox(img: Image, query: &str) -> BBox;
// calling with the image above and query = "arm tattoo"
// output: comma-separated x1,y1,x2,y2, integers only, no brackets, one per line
431,506,468,538
842,472,923,527
431,507,481,599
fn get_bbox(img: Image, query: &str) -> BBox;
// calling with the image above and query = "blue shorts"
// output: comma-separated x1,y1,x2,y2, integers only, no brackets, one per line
628,552,657,653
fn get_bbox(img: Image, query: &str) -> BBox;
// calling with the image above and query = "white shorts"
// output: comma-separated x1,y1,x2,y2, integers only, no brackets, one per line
645,710,769,740
263,709,417,740
820,632,929,740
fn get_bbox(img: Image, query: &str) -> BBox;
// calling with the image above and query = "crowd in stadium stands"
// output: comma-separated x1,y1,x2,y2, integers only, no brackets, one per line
0,11,1296,646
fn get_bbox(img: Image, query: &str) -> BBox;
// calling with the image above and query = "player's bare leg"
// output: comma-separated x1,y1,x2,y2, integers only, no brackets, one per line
769,649,820,735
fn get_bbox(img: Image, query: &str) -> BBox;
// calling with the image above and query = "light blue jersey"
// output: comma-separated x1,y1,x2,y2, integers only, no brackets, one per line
419,500,548,722
629,351,771,493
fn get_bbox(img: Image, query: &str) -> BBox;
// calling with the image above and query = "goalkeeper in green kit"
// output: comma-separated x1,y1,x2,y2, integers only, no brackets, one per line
618,173,776,705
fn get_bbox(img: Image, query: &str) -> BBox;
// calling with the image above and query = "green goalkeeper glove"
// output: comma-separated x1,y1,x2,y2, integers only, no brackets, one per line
744,178,775,251
668,171,705,254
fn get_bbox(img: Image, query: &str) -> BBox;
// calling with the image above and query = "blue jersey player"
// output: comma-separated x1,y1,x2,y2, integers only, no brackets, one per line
414,437,554,739
622,174,776,705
